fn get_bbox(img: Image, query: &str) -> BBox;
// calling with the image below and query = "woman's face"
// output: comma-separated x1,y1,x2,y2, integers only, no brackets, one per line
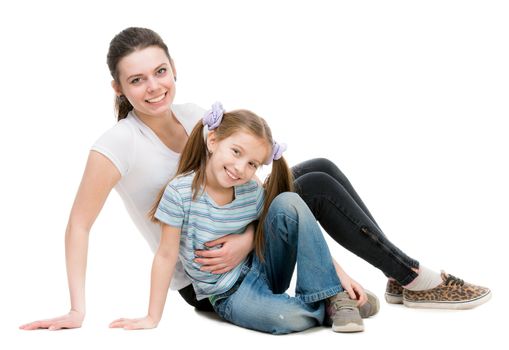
113,46,176,119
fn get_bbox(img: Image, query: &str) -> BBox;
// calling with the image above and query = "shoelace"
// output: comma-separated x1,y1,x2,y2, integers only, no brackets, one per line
444,274,465,286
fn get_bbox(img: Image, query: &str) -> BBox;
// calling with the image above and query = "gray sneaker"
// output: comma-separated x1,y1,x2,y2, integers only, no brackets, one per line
325,292,364,333
359,289,380,318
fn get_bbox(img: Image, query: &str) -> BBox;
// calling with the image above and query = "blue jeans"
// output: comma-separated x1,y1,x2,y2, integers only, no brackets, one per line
212,192,342,335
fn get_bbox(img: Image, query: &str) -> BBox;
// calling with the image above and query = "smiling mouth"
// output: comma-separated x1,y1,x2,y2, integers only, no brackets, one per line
145,92,167,103
225,167,240,180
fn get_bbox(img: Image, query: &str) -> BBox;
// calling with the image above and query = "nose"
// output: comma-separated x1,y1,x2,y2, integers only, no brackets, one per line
146,76,159,93
232,162,246,178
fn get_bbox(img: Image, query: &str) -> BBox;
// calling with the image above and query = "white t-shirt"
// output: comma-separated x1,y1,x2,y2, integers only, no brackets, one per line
91,103,205,290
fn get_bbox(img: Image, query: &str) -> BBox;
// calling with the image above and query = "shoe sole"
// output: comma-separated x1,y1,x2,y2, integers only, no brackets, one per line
332,322,364,333
403,290,492,310
385,292,403,304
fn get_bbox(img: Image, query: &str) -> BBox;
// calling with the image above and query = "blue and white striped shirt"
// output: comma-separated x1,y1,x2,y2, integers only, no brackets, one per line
154,172,264,300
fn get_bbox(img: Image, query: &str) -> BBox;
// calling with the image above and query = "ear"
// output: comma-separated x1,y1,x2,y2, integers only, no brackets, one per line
206,131,218,153
169,57,177,81
111,80,123,96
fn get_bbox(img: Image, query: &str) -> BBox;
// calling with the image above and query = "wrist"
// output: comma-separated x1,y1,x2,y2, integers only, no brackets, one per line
147,313,160,325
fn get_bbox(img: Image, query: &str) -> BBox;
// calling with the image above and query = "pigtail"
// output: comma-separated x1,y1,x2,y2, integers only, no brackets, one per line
149,120,208,222
254,156,294,261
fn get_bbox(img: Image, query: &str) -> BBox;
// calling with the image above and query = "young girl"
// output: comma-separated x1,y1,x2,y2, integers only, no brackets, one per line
109,102,378,334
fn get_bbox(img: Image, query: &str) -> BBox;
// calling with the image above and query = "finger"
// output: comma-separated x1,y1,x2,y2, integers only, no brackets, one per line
194,249,222,259
210,266,233,275
20,322,42,330
194,257,223,266
204,237,227,247
200,263,229,273
20,320,53,330
48,320,78,331
109,319,128,328
345,286,357,300
354,288,367,306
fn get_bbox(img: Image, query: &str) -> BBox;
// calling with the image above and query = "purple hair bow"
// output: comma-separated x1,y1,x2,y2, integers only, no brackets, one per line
264,142,287,165
202,102,224,130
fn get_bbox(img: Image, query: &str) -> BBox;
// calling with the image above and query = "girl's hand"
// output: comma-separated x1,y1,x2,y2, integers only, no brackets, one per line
338,274,368,307
19,310,85,330
109,315,157,330
195,232,254,274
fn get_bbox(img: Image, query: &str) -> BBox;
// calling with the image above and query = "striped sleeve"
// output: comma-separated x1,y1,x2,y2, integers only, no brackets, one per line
154,184,185,229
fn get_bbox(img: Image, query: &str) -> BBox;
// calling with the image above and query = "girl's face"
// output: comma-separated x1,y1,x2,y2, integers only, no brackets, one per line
206,131,271,189
112,46,176,118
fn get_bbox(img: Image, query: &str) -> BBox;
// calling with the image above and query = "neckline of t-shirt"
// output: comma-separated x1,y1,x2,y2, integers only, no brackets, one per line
129,107,187,156
203,185,239,209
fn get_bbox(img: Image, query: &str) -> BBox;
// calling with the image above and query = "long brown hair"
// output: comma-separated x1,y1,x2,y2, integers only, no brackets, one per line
106,27,175,121
149,109,294,261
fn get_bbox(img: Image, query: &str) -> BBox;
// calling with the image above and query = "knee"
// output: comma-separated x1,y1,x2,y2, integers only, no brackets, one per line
294,171,337,194
269,192,308,216
311,158,349,185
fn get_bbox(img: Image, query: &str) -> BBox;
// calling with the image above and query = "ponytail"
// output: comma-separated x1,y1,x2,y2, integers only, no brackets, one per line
254,156,294,261
115,95,134,121
148,120,208,222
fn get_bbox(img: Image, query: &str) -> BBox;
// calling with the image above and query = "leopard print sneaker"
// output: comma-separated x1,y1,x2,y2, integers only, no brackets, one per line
403,271,491,309
385,279,404,304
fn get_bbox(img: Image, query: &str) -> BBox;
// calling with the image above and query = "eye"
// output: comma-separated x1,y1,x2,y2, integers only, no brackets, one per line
249,162,259,169
156,67,167,75
130,77,141,85
232,148,240,156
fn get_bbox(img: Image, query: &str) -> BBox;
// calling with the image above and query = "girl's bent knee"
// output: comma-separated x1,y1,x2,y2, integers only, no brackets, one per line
270,192,306,213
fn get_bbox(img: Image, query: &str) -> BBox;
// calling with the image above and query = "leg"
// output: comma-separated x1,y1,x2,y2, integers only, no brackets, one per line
214,269,325,335
292,158,382,230
261,192,342,300
178,284,214,312
292,158,419,285
214,192,343,334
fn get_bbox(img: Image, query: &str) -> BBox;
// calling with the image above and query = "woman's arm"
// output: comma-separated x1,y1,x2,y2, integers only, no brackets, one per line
109,224,181,329
194,223,255,274
20,151,121,330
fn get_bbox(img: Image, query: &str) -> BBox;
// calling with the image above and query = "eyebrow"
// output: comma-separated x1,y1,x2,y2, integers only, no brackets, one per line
126,63,168,82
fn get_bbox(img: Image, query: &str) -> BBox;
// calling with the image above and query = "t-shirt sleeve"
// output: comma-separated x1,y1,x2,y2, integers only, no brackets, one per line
91,121,134,176
154,183,185,228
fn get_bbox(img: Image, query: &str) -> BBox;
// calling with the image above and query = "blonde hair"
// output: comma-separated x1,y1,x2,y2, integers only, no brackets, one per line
149,109,294,261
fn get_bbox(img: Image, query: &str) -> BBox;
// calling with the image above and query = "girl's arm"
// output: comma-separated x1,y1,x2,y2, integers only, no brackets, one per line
109,224,181,330
332,258,368,306
20,151,121,330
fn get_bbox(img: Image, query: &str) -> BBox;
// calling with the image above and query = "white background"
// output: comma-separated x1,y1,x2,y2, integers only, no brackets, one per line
1,0,507,349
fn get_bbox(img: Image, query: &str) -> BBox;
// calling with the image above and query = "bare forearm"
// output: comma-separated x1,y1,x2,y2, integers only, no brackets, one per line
332,258,349,279
148,253,178,323
65,223,90,314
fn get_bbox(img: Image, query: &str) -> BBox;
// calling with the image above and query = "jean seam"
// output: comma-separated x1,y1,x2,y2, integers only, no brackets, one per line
268,213,299,244
303,191,419,280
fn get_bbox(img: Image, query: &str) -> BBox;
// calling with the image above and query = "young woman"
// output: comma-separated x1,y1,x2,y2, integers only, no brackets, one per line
110,104,378,334
20,26,490,331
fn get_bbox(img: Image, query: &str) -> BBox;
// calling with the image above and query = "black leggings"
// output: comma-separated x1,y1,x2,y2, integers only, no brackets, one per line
179,158,419,311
